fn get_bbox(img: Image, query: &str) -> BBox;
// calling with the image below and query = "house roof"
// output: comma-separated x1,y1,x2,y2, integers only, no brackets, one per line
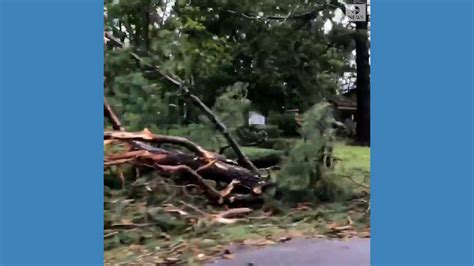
326,94,357,109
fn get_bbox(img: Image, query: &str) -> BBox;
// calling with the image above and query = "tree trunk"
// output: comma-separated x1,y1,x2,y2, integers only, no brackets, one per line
354,7,370,146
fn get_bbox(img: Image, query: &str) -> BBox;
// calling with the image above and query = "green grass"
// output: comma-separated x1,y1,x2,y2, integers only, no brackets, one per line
333,143,370,174
331,142,370,194
224,146,284,161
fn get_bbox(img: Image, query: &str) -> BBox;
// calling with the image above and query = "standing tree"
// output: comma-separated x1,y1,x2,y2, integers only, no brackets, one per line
325,0,370,145
354,0,370,146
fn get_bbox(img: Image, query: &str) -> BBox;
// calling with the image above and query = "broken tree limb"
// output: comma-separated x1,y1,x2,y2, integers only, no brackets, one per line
104,129,215,160
104,33,259,174
220,180,240,198
104,151,225,203
153,164,223,203
104,142,264,192
216,208,253,219
212,207,253,224
184,92,260,174
196,159,218,173
103,97,268,206
104,97,124,131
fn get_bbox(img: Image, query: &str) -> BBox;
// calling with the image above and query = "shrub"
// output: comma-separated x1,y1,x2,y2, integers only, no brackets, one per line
275,101,343,202
267,112,300,137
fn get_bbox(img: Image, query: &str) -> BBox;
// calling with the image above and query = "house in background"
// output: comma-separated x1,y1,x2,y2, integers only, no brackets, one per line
248,111,266,126
326,89,357,122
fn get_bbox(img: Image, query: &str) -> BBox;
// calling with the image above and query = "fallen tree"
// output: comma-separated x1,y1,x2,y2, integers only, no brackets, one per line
103,33,270,204
104,100,270,205
104,32,259,175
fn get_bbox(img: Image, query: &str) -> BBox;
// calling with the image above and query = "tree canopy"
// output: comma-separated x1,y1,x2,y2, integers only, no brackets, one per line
104,0,365,131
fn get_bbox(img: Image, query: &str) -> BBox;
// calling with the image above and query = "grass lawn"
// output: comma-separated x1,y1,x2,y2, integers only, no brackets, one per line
224,146,284,161
332,142,370,188
333,143,370,173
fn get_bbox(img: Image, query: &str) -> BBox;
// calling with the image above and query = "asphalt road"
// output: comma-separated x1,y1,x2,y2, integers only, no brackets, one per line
207,238,370,266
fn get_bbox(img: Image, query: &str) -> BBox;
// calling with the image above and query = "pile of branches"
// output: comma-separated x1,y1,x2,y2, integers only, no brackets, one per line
104,99,273,206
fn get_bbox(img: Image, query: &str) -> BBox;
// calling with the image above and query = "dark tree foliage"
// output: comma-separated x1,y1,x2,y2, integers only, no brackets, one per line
104,0,360,132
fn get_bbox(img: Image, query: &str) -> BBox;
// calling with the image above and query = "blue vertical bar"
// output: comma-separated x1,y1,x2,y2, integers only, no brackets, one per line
372,0,473,265
0,0,103,264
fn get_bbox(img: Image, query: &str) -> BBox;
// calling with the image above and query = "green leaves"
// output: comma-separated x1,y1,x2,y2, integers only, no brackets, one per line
104,0,355,148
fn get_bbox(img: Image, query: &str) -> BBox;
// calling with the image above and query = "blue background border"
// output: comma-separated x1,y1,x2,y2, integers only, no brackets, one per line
371,0,473,265
0,0,472,265
0,0,103,265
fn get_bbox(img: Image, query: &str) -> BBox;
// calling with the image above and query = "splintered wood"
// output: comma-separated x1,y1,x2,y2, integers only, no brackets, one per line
104,100,269,205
